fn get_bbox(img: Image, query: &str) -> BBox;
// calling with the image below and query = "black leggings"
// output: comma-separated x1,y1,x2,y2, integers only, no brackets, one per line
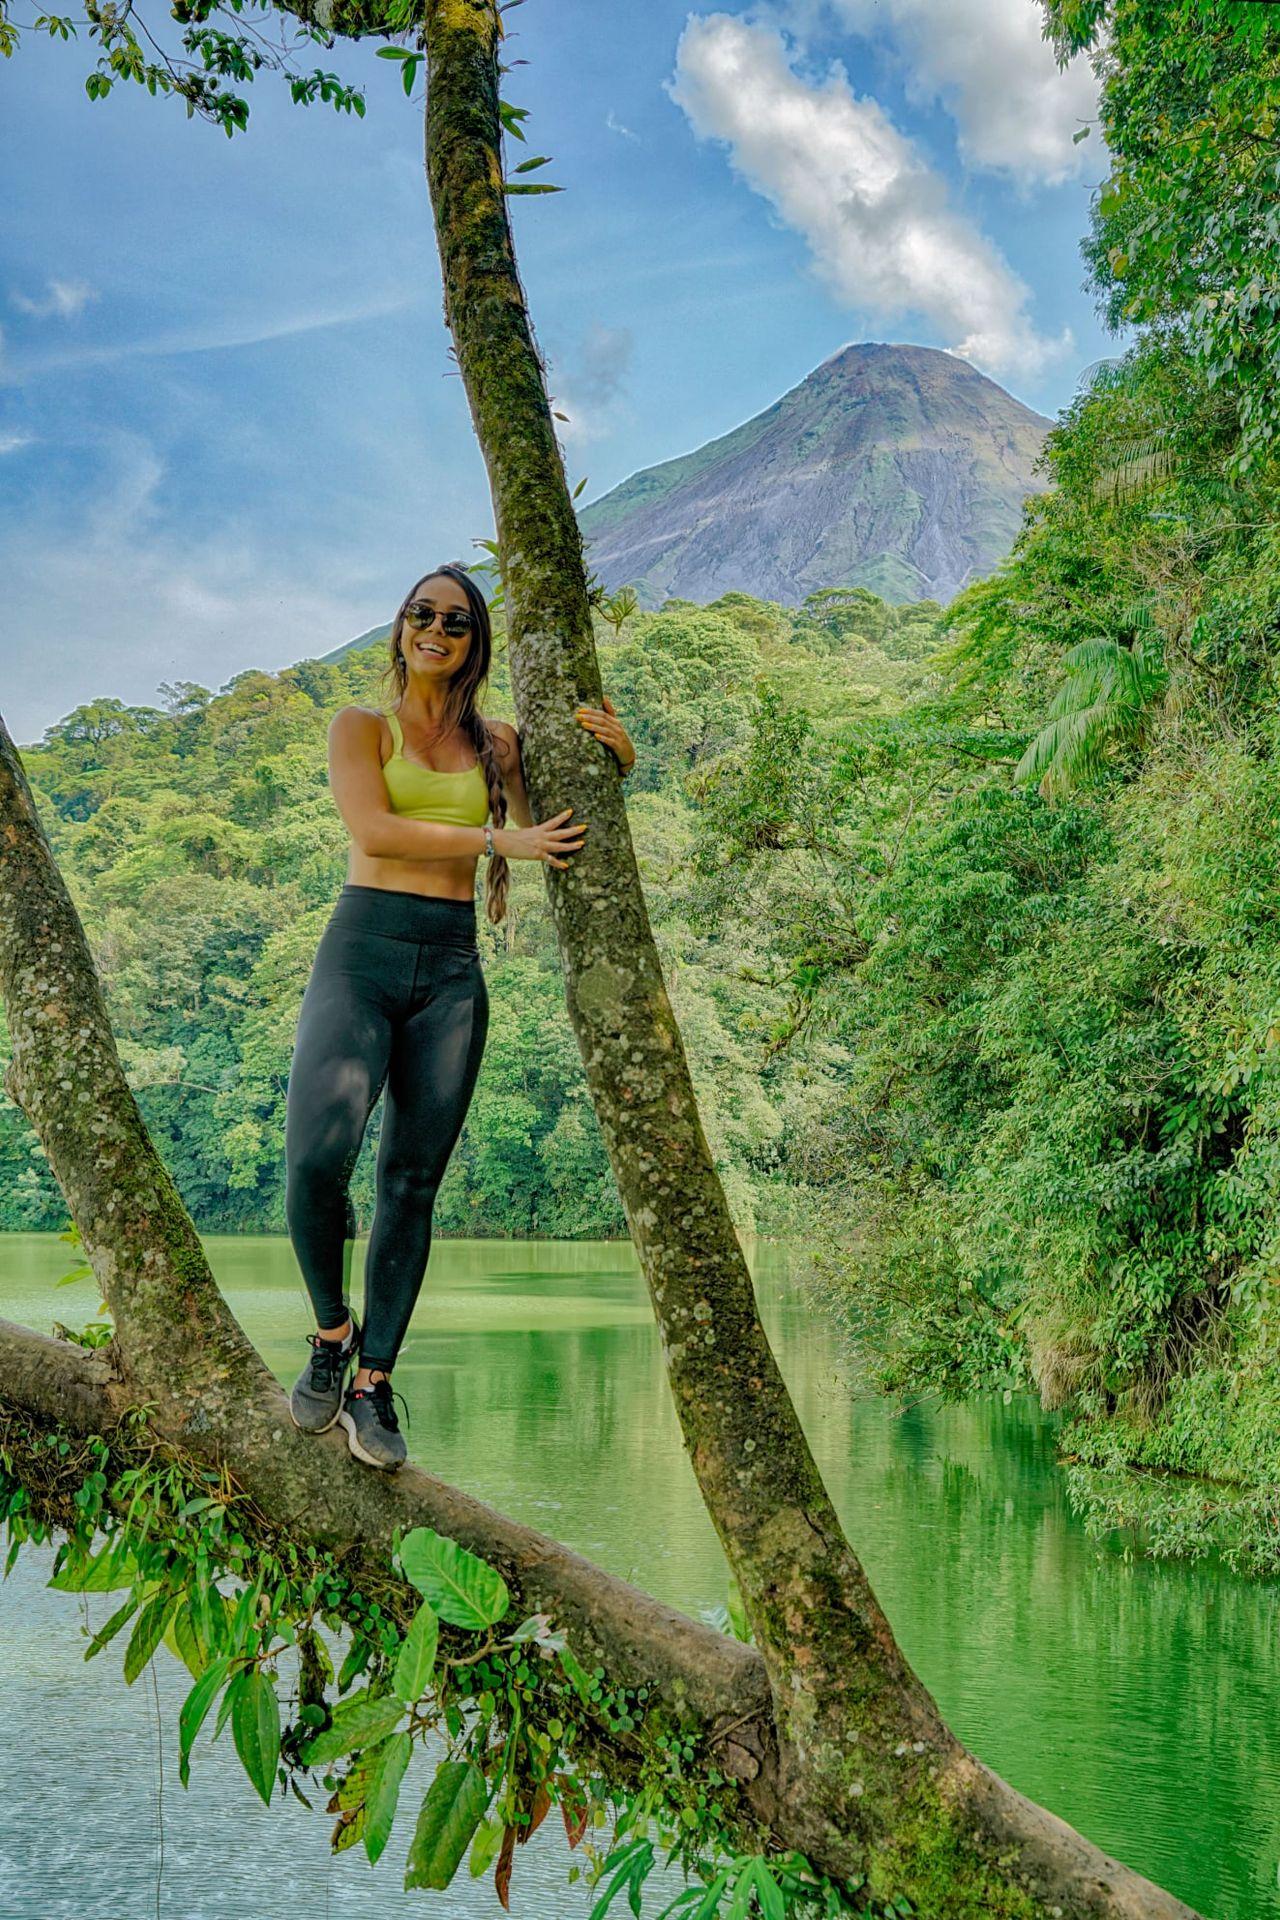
284,884,489,1375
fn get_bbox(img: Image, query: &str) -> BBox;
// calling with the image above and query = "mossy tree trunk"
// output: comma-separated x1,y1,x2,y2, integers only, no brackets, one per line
412,4,1198,1913
0,2,1201,1911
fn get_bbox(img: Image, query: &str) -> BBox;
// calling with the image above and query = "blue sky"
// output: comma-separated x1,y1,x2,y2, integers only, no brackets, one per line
1,0,1114,746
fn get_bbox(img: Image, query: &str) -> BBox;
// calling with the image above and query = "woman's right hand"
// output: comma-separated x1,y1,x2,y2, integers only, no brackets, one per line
495,808,588,869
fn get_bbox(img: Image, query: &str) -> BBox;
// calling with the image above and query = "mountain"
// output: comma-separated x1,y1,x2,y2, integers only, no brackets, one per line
576,342,1052,608
318,621,392,666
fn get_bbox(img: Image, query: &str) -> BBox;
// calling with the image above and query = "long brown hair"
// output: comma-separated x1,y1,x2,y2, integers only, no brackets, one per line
377,562,510,925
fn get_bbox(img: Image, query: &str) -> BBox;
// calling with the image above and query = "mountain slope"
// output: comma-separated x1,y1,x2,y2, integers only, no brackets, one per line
577,342,1052,608
318,621,392,666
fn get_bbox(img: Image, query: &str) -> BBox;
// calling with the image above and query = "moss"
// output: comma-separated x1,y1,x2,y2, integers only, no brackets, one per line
869,1815,1048,1920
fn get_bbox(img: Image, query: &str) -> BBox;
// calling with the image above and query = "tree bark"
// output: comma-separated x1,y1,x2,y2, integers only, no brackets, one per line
416,6,1201,1913
0,4,1203,1909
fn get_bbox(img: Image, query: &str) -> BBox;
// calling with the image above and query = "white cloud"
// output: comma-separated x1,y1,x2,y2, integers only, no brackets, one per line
667,14,1069,379
0,428,388,747
825,0,1099,184
11,278,98,319
606,109,641,141
546,322,634,449
0,431,34,455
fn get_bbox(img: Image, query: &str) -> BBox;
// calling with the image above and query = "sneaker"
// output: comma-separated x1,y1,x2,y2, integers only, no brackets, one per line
289,1314,361,1434
338,1377,409,1472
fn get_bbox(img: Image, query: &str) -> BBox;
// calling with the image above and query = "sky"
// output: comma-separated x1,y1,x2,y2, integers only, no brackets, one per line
1,0,1115,747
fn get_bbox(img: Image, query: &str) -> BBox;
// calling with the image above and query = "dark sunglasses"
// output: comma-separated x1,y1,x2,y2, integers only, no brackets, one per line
404,601,474,638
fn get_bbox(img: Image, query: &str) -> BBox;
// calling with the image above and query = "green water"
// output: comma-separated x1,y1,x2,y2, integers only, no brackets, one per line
1,1231,1275,1920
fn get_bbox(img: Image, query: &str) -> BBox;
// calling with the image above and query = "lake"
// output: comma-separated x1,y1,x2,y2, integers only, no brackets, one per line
1,1232,1275,1919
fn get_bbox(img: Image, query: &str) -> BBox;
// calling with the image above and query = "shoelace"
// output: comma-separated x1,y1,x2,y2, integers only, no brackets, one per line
307,1329,354,1391
350,1377,411,1433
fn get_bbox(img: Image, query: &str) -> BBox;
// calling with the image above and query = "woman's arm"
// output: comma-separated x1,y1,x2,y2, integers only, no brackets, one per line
577,695,636,774
328,707,490,860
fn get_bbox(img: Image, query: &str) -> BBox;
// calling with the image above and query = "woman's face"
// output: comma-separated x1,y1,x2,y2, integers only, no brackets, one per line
401,574,475,683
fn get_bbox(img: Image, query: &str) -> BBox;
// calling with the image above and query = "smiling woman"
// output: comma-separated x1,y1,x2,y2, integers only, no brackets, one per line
280,560,636,1472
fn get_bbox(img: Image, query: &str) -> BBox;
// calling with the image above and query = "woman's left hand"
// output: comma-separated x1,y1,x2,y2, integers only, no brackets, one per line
576,694,636,775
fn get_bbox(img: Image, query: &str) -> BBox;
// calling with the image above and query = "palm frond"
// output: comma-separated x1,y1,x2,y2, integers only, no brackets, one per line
1017,630,1167,797
1092,429,1178,502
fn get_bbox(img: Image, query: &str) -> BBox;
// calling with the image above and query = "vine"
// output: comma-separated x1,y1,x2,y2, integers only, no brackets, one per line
0,1396,907,1918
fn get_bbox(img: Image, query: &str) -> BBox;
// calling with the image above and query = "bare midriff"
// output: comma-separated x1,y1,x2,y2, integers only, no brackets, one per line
344,844,480,901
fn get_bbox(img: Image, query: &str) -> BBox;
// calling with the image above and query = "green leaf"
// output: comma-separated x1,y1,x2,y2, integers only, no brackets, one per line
653,1888,704,1920
725,1574,751,1644
398,1529,509,1630
337,1634,372,1693
557,1640,596,1705
229,1574,263,1654
232,1668,281,1806
363,1730,411,1865
392,1600,439,1704
123,1589,175,1685
690,1867,733,1920
178,1654,233,1787
49,1539,135,1593
745,1861,784,1920
589,1838,654,1920
404,1759,489,1891
83,1593,139,1660
193,1551,220,1653
469,1817,505,1878
215,1665,248,1741
165,1596,209,1679
298,1690,406,1766
54,1262,93,1285
725,1864,753,1920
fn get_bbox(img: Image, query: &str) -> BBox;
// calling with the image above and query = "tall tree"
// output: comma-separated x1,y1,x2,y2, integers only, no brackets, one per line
0,1,1200,1912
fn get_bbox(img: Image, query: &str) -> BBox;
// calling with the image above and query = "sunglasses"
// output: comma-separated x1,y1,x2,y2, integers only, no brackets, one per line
403,601,474,638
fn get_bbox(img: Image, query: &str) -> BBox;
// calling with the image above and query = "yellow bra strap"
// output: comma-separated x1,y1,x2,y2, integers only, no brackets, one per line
387,709,403,755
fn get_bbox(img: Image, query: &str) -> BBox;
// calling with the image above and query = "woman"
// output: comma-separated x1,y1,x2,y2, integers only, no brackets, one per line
284,561,636,1471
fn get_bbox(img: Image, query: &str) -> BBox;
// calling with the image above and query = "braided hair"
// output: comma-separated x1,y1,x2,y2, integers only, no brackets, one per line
378,561,511,925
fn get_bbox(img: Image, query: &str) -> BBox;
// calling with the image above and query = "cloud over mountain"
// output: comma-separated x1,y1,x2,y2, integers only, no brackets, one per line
667,14,1071,379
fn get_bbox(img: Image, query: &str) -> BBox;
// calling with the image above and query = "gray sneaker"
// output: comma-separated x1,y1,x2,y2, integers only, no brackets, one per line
338,1378,408,1472
289,1315,361,1433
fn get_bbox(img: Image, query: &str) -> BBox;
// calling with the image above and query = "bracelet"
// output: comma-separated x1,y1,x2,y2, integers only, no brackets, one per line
483,824,495,858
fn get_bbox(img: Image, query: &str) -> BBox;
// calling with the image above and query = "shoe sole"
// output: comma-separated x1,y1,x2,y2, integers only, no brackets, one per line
337,1407,404,1472
289,1402,344,1436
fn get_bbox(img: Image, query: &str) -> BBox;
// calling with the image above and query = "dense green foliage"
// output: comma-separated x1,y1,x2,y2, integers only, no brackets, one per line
0,589,939,1243
1048,0,1280,472
682,1,1280,1545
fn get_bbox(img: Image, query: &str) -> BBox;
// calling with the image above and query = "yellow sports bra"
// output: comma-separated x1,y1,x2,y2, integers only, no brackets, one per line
382,709,490,829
